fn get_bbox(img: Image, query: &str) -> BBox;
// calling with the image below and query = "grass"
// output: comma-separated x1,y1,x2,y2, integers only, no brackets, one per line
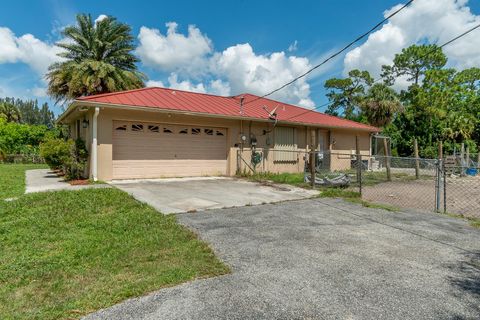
241,172,399,211
318,187,399,212
345,170,434,187
444,212,480,229
470,219,480,229
242,172,308,187
0,188,229,319
0,163,48,199
242,170,433,190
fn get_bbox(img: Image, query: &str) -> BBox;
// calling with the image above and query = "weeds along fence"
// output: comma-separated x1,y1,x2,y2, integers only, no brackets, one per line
237,148,480,219
0,154,45,164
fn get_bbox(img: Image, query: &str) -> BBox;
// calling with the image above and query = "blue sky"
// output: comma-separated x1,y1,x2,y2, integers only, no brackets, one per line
1,0,479,115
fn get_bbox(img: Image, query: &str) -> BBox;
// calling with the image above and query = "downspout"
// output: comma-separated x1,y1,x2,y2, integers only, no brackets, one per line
92,107,100,181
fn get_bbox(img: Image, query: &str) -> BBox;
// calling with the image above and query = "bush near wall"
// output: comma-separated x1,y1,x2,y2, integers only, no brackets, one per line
40,138,89,180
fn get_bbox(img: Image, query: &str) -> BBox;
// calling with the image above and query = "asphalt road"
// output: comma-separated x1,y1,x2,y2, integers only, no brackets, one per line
84,198,480,320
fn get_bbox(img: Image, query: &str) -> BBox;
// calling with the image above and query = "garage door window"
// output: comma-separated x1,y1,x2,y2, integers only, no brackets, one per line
148,125,159,133
131,124,144,132
179,128,189,134
216,129,225,136
163,127,173,134
204,128,213,135
115,124,127,131
191,128,201,135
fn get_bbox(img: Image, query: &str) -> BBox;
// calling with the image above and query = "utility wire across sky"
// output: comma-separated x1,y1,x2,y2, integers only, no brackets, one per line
282,22,480,122
242,0,416,107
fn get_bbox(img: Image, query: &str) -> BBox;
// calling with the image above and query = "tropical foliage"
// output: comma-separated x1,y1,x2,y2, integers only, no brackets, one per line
0,97,55,127
0,118,59,160
47,14,145,103
325,44,480,157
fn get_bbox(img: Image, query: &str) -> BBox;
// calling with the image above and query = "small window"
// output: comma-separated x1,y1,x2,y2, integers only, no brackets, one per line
191,128,201,135
179,128,189,134
115,124,127,131
131,124,144,132
163,127,173,134
216,130,225,136
148,125,159,133
204,128,213,135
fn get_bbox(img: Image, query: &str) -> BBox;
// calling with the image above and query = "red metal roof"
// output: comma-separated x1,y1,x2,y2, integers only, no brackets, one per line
76,87,379,131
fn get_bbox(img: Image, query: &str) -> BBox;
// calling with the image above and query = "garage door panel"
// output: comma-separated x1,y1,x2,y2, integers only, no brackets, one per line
113,160,227,179
112,121,228,179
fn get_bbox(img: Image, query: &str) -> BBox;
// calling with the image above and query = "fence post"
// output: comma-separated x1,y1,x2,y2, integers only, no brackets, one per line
460,143,465,176
466,147,470,167
438,141,443,160
435,160,440,213
443,159,447,214
383,137,391,181
356,135,362,195
414,138,420,179
310,130,316,188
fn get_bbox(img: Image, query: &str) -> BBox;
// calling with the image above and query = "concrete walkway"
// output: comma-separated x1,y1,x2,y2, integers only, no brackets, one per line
25,169,109,193
111,177,318,214
84,198,480,320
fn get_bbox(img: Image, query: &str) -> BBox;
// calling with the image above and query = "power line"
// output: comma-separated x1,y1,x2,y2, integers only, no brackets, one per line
438,23,480,50
282,22,480,122
243,0,415,106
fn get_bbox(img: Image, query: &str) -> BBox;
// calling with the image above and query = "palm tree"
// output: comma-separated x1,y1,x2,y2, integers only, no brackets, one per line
360,83,403,127
0,102,21,123
47,14,145,103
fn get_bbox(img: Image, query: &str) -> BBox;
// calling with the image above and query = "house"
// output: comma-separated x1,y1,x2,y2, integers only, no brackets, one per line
57,87,379,181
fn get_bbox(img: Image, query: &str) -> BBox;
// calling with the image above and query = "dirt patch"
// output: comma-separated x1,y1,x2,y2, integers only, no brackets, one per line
362,177,480,219
444,175,480,219
69,179,90,186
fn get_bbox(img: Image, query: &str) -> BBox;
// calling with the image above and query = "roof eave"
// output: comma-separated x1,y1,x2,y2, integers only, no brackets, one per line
61,100,379,132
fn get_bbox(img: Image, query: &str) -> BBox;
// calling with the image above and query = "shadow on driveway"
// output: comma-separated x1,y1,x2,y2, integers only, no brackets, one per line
85,198,480,320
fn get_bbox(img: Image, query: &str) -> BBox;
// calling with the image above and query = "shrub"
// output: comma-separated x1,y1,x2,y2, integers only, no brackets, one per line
63,139,89,180
0,118,49,153
40,138,72,169
40,138,89,180
0,118,64,163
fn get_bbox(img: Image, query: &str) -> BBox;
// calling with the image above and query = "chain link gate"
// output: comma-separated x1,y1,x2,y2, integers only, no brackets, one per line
236,147,479,221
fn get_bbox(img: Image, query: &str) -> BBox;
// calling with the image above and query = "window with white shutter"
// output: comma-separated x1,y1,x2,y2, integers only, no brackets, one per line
274,127,297,161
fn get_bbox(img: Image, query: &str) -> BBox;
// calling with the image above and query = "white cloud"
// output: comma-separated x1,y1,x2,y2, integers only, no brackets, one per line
212,43,315,108
31,86,48,98
145,79,165,87
0,28,20,63
147,76,231,96
0,27,62,76
95,14,108,24
167,73,206,93
136,22,317,107
209,79,231,96
288,40,298,52
136,22,213,74
344,0,480,80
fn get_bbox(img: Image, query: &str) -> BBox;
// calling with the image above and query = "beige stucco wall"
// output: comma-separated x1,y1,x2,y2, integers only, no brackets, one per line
329,130,371,171
66,106,373,180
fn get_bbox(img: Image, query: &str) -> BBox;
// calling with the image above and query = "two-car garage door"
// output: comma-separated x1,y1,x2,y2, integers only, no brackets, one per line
112,120,228,179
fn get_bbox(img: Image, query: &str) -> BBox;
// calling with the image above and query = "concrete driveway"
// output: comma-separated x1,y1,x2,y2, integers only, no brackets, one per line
85,198,480,320
111,177,318,214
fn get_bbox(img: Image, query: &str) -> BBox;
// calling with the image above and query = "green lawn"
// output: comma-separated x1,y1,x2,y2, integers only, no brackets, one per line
243,172,308,187
0,163,48,199
0,188,229,319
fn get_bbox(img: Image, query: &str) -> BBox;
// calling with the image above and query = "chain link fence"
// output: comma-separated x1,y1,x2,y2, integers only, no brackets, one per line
237,148,480,219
